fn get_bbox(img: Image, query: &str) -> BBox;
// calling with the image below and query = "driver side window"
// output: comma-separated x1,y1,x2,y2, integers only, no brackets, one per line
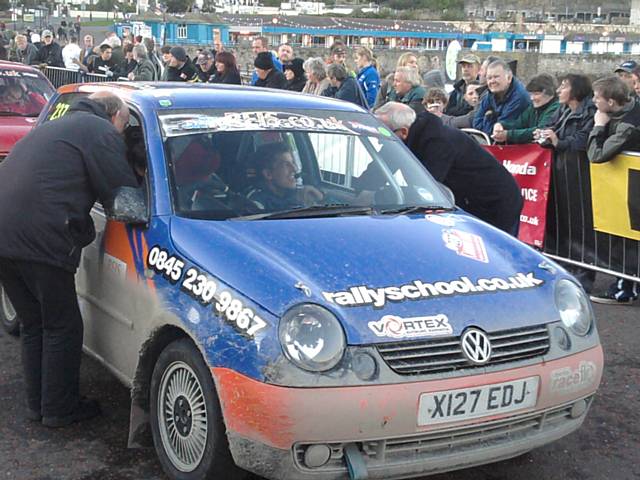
308,133,373,190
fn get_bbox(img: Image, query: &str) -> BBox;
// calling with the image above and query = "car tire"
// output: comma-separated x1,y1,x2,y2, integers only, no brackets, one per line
150,338,244,480
0,283,20,336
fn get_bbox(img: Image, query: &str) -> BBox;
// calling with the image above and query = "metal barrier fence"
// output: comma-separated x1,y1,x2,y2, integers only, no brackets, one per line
43,66,123,88
543,150,640,282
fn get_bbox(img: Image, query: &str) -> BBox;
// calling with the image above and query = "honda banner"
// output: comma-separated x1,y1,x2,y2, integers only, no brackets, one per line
483,144,552,247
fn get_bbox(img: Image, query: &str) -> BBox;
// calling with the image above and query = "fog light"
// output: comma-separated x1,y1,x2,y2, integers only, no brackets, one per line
554,326,571,351
353,352,377,381
570,399,588,418
304,444,331,468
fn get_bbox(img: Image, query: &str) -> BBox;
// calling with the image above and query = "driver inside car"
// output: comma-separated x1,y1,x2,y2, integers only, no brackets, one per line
247,142,323,211
0,83,46,116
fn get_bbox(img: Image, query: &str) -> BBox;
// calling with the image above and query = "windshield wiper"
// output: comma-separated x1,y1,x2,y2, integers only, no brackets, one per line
233,204,375,220
378,205,455,215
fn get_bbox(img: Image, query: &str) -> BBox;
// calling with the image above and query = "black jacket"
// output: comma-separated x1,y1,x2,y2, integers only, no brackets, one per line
254,68,286,89
544,98,596,153
285,76,307,92
445,78,473,116
406,112,523,232
323,76,368,109
90,57,121,77
167,60,200,82
210,69,242,85
0,98,137,272
33,42,64,67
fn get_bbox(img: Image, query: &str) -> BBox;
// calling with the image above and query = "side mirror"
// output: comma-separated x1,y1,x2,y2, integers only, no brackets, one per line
105,186,147,224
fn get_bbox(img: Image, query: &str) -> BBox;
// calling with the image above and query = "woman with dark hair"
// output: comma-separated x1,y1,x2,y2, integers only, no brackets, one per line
121,43,138,77
536,73,595,152
539,73,597,293
283,58,307,92
210,51,241,85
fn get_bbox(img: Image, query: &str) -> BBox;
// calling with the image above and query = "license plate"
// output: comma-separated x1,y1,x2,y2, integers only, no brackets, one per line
417,376,539,426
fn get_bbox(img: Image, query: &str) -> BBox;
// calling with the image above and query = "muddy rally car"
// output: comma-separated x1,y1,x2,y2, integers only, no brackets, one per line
26,82,602,480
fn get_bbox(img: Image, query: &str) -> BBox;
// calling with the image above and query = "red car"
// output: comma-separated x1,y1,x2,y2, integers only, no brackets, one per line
0,61,55,162
0,61,55,335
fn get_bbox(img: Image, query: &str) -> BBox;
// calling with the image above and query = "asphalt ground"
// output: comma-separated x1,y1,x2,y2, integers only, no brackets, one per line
0,273,638,480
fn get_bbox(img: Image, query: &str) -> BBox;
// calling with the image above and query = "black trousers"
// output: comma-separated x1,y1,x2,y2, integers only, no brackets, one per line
0,258,83,417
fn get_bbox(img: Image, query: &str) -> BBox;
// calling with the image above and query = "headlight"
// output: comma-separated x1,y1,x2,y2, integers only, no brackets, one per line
554,279,594,336
279,304,346,372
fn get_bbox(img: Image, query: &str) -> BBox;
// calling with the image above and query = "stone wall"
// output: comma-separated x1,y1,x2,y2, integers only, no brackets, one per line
223,45,631,83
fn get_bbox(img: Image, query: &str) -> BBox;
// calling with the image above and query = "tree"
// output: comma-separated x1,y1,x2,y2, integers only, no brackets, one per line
165,0,194,13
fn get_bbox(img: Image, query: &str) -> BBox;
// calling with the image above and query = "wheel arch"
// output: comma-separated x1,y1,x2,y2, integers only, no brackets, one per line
127,324,197,448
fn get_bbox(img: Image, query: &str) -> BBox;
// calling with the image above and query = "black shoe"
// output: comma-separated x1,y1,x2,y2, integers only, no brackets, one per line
590,291,637,305
25,408,41,422
42,398,102,428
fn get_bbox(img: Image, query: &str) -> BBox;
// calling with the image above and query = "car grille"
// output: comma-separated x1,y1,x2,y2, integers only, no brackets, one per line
293,397,592,473
376,324,550,375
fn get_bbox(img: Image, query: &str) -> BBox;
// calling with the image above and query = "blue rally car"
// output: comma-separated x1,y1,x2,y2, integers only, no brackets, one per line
35,83,602,480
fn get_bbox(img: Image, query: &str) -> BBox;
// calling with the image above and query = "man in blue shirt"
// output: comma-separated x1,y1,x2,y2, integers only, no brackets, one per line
473,59,530,135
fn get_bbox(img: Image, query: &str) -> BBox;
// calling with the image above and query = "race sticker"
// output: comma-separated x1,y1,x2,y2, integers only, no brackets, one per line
49,102,71,120
322,272,544,309
161,111,355,137
442,228,489,263
146,245,268,337
368,314,452,339
425,214,456,227
550,361,597,394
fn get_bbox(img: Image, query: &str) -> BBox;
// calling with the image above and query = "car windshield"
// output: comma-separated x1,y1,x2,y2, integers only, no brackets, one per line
159,109,452,220
0,69,54,117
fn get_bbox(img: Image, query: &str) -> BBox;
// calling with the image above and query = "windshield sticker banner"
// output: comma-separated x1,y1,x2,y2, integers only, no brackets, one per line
322,272,544,309
442,228,489,263
161,111,358,137
369,314,452,339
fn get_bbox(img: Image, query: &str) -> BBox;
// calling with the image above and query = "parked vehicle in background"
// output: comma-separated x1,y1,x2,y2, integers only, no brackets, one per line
0,60,55,336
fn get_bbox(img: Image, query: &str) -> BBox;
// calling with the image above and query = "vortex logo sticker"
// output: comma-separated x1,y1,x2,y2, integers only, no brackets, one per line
368,314,453,339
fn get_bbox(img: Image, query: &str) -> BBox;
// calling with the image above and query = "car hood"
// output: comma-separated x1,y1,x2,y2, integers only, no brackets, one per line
170,212,563,345
0,116,37,155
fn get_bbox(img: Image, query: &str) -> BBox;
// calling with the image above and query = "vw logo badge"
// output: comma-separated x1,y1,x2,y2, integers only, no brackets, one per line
461,329,492,365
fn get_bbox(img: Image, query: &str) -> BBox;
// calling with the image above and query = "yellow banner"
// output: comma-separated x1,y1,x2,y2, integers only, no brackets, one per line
591,152,640,241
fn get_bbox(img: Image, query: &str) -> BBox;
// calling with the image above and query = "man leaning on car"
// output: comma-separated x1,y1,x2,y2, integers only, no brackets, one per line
0,92,138,428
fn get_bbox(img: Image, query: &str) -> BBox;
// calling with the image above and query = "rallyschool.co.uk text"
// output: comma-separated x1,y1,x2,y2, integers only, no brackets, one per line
322,272,544,309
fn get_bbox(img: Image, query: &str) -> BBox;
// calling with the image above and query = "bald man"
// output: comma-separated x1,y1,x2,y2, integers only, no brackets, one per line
0,92,138,427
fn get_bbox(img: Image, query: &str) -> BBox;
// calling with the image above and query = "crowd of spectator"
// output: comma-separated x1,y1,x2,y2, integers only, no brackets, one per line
2,23,639,303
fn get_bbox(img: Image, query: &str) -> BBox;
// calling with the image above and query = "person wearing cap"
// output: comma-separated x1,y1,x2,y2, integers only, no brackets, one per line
195,51,216,82
614,60,638,101
284,58,307,92
33,29,63,67
492,73,559,144
166,46,199,82
445,53,480,116
250,36,282,86
254,51,286,89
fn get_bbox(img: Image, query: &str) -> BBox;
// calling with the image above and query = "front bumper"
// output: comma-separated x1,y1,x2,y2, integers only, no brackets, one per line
213,345,603,479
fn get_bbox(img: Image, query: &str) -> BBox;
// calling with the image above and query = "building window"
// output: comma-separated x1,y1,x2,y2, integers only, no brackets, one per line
177,24,187,39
